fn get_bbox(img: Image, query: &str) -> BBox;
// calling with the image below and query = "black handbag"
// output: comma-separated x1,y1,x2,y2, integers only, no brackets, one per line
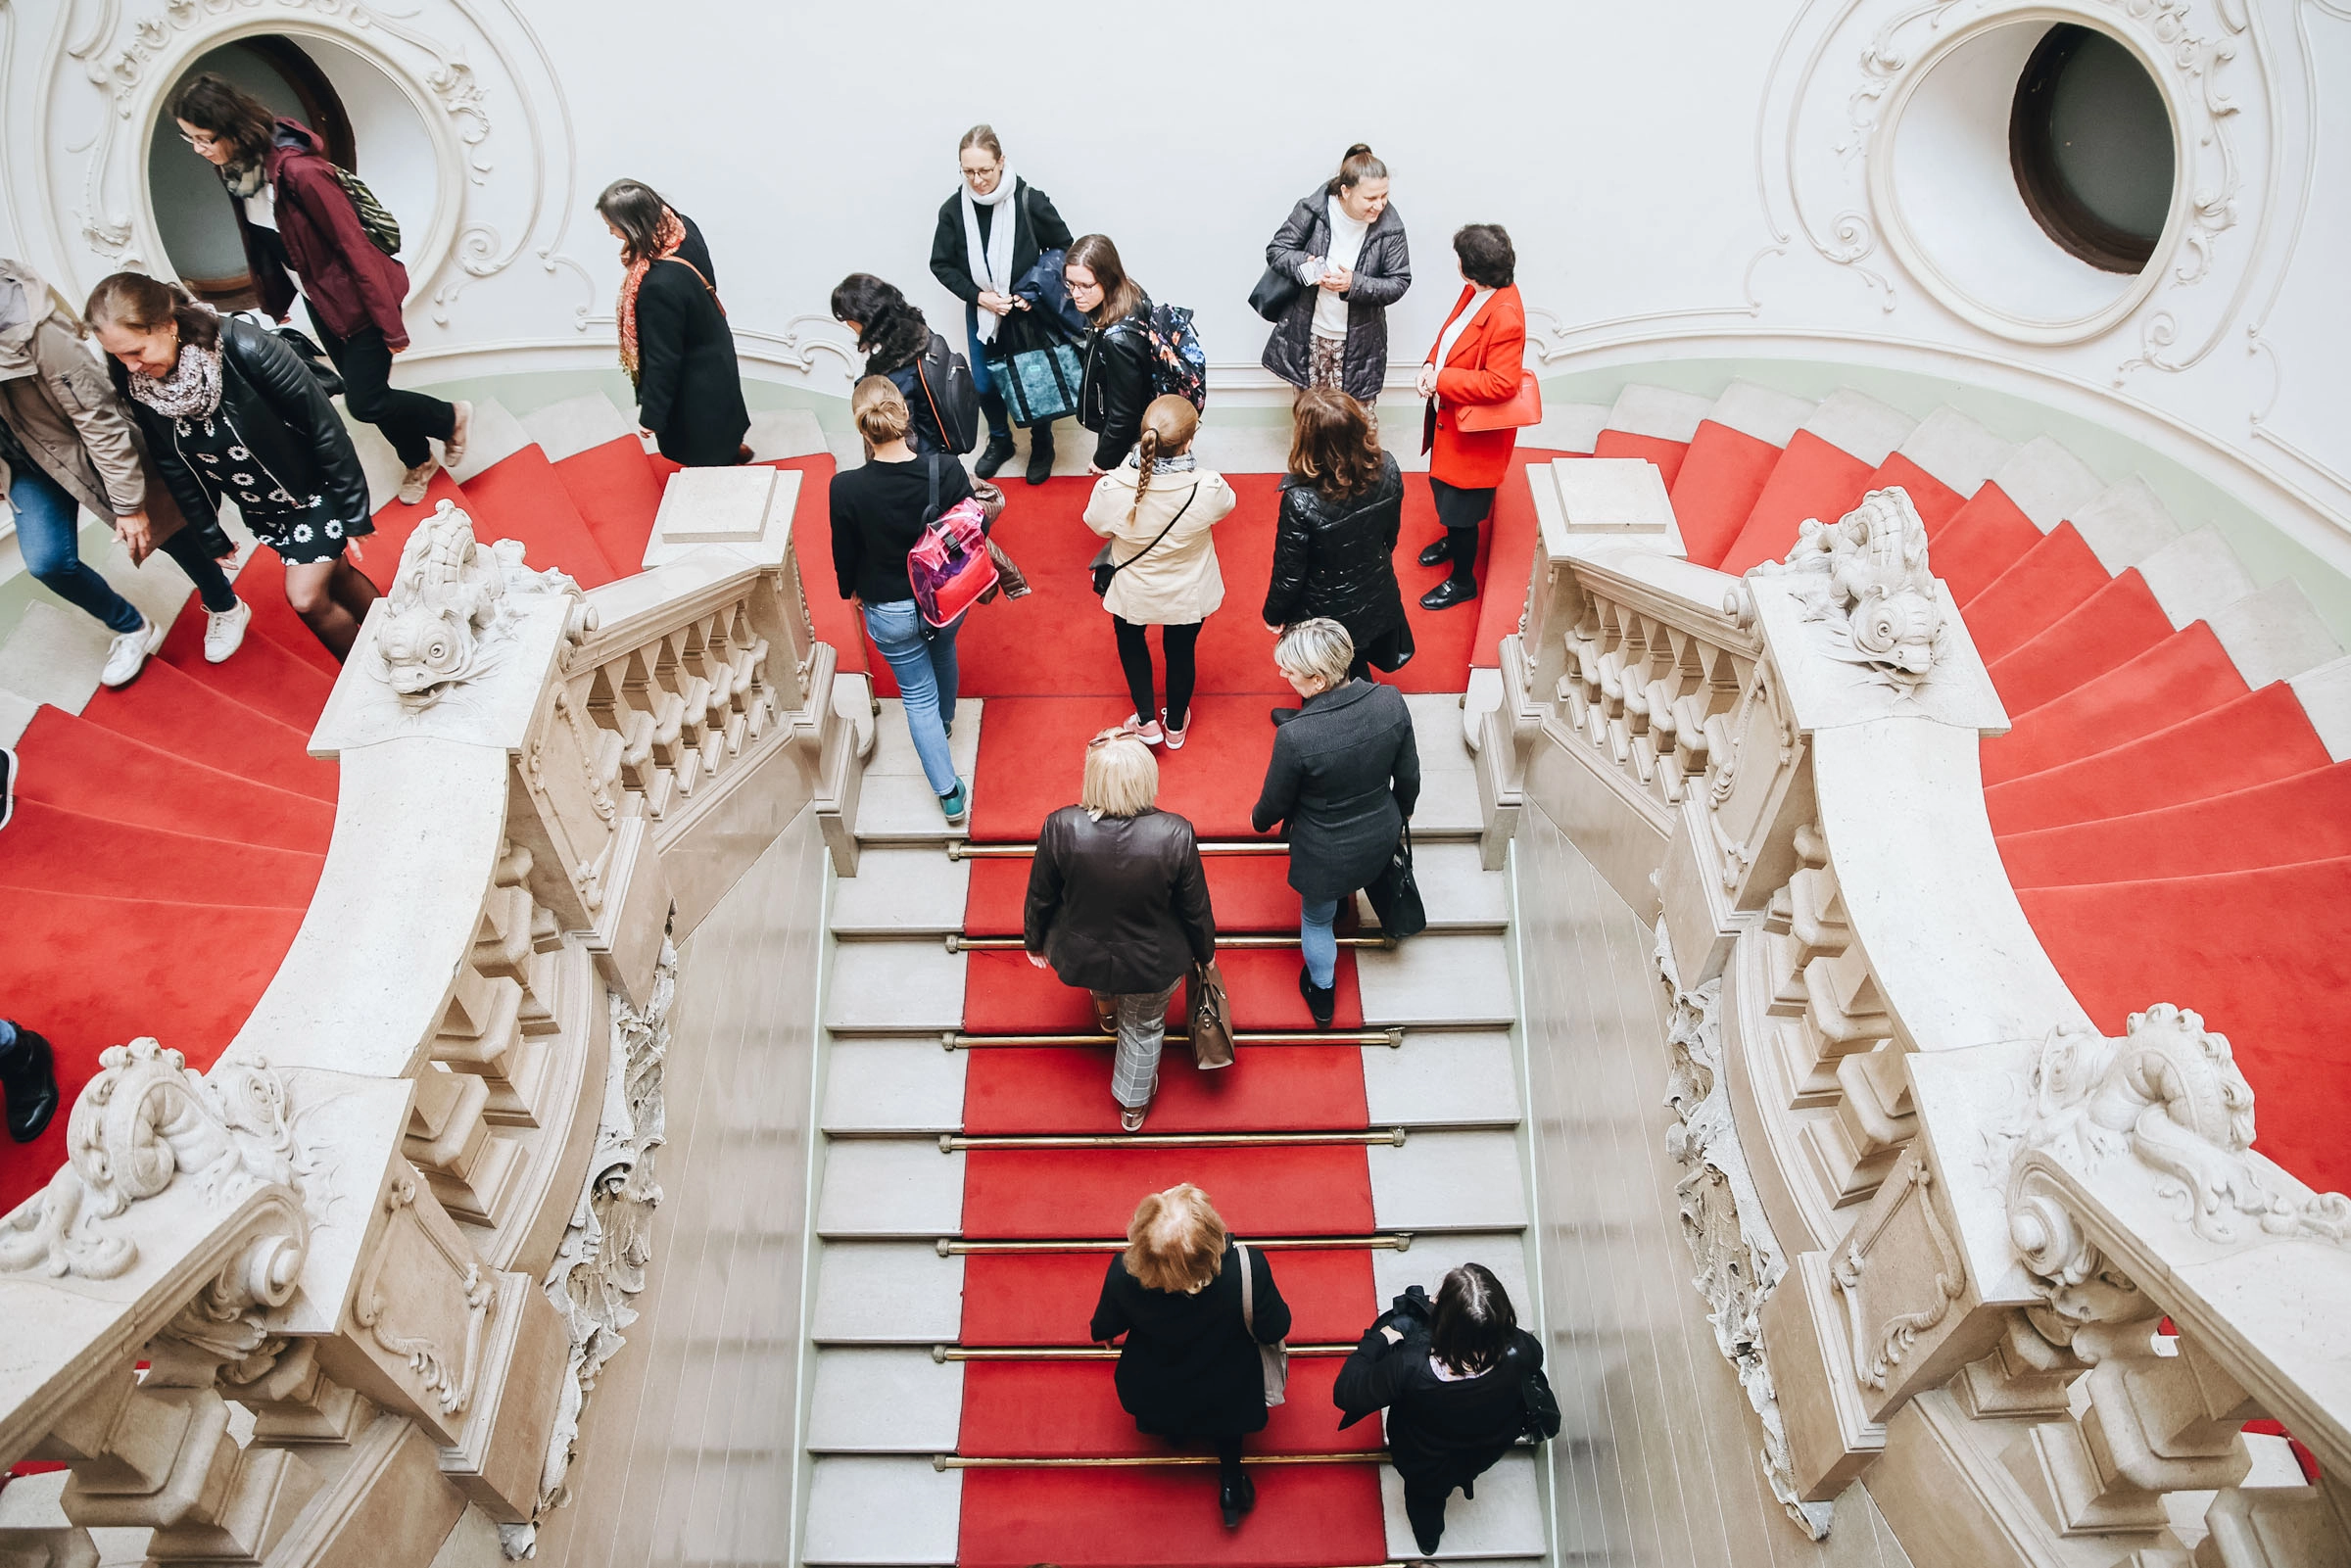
1088,485,1196,596
1248,263,1304,324
1514,1346,1562,1442
1364,824,1427,940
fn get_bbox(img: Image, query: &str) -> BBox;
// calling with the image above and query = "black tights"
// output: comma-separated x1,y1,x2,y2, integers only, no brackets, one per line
1430,477,1498,587
1215,1434,1244,1487
1113,617,1201,731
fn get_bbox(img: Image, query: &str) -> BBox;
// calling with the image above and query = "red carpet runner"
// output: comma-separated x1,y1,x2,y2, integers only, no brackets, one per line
938,459,1552,1565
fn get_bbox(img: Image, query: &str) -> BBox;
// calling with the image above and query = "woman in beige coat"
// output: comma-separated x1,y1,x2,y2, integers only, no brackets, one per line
1083,395,1236,749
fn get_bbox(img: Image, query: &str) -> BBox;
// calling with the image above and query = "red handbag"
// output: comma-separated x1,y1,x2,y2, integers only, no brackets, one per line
1453,371,1543,433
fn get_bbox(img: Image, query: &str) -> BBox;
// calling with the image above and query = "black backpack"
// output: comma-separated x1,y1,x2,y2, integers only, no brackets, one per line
913,330,981,455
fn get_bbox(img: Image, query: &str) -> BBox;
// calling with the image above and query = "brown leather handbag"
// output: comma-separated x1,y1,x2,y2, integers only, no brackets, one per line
1186,958,1235,1069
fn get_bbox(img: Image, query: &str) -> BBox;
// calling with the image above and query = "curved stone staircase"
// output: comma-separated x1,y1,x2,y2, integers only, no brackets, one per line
1529,376,2351,1194
0,390,837,1213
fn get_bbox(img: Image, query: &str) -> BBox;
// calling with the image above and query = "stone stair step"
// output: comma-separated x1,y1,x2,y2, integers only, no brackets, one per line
1357,933,1517,1027
1384,1449,1547,1559
1800,388,1916,468
2070,476,2184,574
446,395,533,483
1703,379,1816,448
822,1038,966,1134
1373,1230,1534,1316
854,700,985,844
2208,577,2344,689
2136,526,2257,630
1603,384,1713,445
817,1140,965,1238
830,847,971,937
1525,400,1611,455
1357,841,1507,932
745,406,830,460
1369,1130,1529,1232
826,940,966,1034
808,1348,963,1452
518,392,639,462
1364,1032,1521,1127
1894,405,2013,499
812,1242,965,1343
803,1455,960,1565
1989,434,2104,532
2289,655,2351,762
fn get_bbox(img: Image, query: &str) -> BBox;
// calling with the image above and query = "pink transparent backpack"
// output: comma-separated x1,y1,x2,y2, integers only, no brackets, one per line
906,455,999,627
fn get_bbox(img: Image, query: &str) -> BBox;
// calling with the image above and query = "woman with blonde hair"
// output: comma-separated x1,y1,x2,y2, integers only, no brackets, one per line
1024,731,1216,1130
1090,1183,1290,1529
829,375,978,822
1081,394,1236,747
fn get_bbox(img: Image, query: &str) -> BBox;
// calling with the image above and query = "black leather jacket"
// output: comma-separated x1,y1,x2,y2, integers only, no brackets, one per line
1263,451,1406,642
1025,804,1217,996
1078,296,1155,471
115,317,372,538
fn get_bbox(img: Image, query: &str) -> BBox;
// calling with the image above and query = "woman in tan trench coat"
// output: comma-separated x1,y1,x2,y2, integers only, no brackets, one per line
1081,394,1237,750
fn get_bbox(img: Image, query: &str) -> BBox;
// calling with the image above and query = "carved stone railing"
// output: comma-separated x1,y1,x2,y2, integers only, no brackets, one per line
0,480,861,1566
1488,467,2351,1564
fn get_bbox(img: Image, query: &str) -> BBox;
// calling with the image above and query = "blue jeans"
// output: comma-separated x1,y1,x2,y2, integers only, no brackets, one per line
863,596,964,795
10,461,140,634
967,309,1010,440
1301,897,1341,989
8,459,238,626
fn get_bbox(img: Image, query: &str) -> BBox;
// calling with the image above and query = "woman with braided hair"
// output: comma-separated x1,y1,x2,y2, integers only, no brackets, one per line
1080,394,1235,748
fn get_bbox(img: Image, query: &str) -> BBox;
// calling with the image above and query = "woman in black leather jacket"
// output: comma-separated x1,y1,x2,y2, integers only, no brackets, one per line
1025,729,1218,1130
1067,234,1156,474
87,273,378,660
1262,388,1409,677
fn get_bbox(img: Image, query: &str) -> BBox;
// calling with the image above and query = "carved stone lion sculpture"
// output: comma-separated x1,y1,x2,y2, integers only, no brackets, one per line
367,500,591,707
1750,486,1945,689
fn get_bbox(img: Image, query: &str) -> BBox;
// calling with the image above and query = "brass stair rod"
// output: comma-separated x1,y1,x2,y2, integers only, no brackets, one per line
943,1027,1405,1049
950,839,1288,860
947,932,1387,952
938,1233,1411,1256
940,1128,1406,1153
935,1343,1358,1361
933,1451,1386,1469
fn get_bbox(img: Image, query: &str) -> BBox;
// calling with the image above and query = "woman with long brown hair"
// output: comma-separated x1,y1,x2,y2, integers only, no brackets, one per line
1090,1184,1289,1528
86,272,379,660
169,72,466,505
598,179,749,467
1262,387,1410,680
1080,394,1236,747
1066,234,1156,474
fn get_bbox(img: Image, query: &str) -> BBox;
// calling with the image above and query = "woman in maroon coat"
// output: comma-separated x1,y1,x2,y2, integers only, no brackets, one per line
1415,223,1527,610
171,73,469,504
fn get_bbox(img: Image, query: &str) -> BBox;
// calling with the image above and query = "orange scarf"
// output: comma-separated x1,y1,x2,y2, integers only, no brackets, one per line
616,209,687,385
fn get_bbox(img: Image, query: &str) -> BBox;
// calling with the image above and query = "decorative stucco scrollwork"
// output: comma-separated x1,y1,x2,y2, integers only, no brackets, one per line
354,1174,495,1417
0,1039,312,1284
1829,1157,1968,1391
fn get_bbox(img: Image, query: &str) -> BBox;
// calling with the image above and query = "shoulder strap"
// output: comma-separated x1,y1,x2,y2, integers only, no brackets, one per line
1235,1241,1254,1335
1107,484,1198,579
923,453,942,527
914,344,952,446
660,256,722,311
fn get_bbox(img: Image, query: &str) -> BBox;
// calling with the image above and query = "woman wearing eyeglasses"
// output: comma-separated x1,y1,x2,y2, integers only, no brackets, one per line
930,125,1074,487
169,73,467,507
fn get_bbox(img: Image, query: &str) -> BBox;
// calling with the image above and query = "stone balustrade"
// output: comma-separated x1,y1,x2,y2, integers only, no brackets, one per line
0,481,862,1566
1484,467,2351,1564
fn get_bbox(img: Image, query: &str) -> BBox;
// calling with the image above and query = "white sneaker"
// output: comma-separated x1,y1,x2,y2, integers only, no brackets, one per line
397,459,437,505
1125,713,1165,746
443,400,474,468
100,617,165,689
203,598,251,664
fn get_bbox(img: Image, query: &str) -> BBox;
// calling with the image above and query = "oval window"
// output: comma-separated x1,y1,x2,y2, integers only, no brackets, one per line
2010,24,2175,273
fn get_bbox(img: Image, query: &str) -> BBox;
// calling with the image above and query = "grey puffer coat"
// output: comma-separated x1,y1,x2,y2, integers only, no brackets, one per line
1251,679,1420,901
1259,192,1411,403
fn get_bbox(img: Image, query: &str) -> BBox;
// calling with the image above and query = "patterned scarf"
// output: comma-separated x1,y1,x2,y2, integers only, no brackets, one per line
124,311,226,421
616,208,688,386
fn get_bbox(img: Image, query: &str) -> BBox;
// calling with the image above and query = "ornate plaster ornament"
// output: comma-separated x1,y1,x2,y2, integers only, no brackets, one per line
502,942,677,1560
0,1040,312,1286
1657,928,1836,1540
1750,486,1944,689
2009,1004,2351,1256
367,501,593,706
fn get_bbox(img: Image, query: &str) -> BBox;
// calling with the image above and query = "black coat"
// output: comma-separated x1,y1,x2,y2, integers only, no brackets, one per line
929,180,1074,308
1026,805,1217,995
1263,451,1408,645
1260,192,1411,403
1252,680,1420,901
1078,296,1155,471
1334,1320,1546,1497
1091,1245,1290,1439
115,316,370,543
633,214,748,467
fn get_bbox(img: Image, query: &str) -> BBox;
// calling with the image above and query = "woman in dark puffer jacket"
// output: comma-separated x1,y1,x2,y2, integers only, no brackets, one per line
1262,388,1409,679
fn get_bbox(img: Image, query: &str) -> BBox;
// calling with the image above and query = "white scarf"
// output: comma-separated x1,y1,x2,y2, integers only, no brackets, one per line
960,169,1022,344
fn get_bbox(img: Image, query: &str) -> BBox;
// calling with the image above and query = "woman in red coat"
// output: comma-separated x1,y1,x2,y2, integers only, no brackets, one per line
1415,225,1525,610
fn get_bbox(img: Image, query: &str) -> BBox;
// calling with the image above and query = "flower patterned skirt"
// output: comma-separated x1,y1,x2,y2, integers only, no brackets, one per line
241,496,353,566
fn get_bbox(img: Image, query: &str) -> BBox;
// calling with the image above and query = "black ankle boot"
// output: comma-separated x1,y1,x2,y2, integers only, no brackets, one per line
1219,1467,1255,1528
1026,423,1056,486
975,432,1016,479
1298,967,1336,1029
1,1026,60,1143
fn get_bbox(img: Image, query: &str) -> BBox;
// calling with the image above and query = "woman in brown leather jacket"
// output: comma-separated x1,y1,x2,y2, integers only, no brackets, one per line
1024,730,1217,1130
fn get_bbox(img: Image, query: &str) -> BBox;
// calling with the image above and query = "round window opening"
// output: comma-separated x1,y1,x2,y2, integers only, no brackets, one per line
2010,24,2176,273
